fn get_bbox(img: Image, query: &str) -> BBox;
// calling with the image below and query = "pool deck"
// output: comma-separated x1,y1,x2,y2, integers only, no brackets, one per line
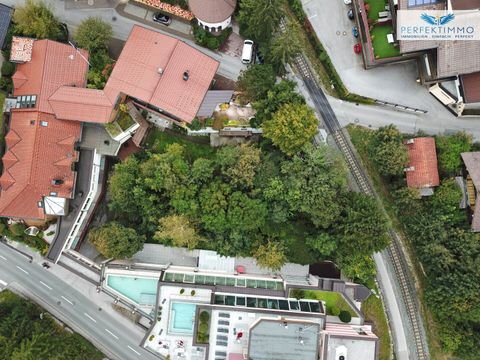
144,285,212,360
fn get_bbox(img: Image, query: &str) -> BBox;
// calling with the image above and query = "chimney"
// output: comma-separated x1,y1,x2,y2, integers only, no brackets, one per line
183,70,189,81
158,67,164,75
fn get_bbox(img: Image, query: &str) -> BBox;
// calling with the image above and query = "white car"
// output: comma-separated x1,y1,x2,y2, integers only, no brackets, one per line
344,0,352,4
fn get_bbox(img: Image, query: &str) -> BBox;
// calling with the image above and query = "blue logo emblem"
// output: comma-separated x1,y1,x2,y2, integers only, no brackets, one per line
420,12,455,25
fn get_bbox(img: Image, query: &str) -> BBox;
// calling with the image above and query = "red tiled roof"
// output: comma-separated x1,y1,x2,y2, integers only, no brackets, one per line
461,72,480,104
13,40,88,114
49,86,113,123
0,40,86,220
405,137,440,189
189,0,236,24
104,25,219,123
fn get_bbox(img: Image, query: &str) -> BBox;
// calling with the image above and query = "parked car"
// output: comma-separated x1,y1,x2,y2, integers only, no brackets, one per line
348,9,354,20
353,43,362,54
352,26,359,38
42,262,50,269
344,0,352,4
242,40,254,64
153,12,171,26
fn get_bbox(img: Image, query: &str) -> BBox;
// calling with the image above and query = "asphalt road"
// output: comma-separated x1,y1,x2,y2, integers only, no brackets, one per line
0,243,157,360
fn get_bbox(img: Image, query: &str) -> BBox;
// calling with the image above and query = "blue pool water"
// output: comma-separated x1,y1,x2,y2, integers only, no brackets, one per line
170,302,197,334
106,275,158,306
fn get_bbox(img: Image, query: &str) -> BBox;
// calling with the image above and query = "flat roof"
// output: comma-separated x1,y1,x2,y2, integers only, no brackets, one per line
248,319,319,360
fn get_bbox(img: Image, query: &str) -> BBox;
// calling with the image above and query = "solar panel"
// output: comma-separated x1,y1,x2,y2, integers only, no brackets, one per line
216,335,228,341
219,313,230,318
215,351,227,356
217,328,229,333
218,320,229,325
216,341,228,347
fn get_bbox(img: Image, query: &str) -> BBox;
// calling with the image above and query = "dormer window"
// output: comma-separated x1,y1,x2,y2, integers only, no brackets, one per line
15,95,37,109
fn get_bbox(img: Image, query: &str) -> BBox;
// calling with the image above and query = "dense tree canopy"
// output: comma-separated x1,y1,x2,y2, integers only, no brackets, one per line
238,0,285,45
88,222,145,259
13,0,63,40
236,65,276,104
369,125,408,176
268,21,303,70
435,132,472,175
0,291,103,360
107,140,389,279
263,103,318,155
74,17,112,52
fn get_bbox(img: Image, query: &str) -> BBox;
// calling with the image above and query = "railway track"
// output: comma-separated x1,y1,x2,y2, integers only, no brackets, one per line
292,52,429,360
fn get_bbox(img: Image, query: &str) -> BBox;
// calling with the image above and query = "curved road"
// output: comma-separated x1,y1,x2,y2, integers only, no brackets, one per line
0,242,157,360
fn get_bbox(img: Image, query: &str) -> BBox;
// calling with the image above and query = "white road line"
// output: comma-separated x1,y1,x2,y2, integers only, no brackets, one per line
127,346,141,356
16,265,29,275
39,281,52,290
105,328,119,340
0,279,7,286
83,313,97,323
61,296,73,305
0,255,6,260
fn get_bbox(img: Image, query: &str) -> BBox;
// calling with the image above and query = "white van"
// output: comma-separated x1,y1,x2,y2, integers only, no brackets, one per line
241,40,254,64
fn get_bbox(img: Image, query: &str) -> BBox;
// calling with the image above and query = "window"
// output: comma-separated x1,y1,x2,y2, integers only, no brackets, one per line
15,95,37,109
40,121,48,127
408,0,441,7
49,192,57,196
37,201,43,208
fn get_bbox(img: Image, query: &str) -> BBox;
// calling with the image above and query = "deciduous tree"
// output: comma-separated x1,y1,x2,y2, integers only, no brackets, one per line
368,124,408,176
238,0,285,45
13,0,62,40
268,21,303,69
436,132,472,175
88,222,144,259
154,214,202,249
263,103,318,156
253,240,287,271
236,64,276,104
74,17,112,52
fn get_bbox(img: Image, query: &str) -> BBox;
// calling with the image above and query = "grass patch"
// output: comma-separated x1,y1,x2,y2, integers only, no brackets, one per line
366,0,387,21
105,122,122,137
116,112,135,131
297,289,357,317
371,24,400,59
362,294,391,360
145,128,215,161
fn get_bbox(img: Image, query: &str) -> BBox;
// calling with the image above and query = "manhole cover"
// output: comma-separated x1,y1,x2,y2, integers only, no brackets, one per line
343,31,347,36
336,31,341,35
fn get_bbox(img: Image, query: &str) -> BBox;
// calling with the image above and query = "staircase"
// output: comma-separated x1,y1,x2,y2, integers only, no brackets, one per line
126,101,150,147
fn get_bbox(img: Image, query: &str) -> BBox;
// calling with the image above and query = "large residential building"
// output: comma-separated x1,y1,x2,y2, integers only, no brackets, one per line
102,249,379,360
0,25,221,223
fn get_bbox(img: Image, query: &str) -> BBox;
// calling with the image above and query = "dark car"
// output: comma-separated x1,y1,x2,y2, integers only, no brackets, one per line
153,12,172,26
352,26,359,38
348,9,354,20
42,262,50,269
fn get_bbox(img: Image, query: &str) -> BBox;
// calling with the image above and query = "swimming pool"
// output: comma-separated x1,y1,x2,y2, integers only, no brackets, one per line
169,302,197,334
106,275,158,306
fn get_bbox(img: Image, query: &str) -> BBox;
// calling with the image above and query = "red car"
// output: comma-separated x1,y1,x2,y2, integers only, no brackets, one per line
353,43,362,54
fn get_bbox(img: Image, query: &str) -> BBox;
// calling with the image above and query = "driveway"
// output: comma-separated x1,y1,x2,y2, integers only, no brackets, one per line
300,0,480,122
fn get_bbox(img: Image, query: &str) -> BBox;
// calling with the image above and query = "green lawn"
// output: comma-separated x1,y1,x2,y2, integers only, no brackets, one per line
299,289,357,317
371,24,400,59
362,294,391,360
366,0,388,21
145,128,215,161
116,112,135,130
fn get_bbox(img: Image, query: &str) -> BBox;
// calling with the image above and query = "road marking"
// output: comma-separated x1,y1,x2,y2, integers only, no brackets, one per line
83,313,97,323
61,296,73,305
0,255,6,260
127,346,141,356
105,328,119,340
39,281,52,290
16,265,29,275
0,279,7,286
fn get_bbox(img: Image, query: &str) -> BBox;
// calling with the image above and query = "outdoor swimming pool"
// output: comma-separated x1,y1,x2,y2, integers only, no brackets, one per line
169,302,197,334
106,275,158,306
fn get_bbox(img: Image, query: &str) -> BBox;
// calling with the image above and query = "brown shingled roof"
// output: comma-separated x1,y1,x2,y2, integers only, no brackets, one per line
405,137,440,189
189,0,236,23
461,72,480,103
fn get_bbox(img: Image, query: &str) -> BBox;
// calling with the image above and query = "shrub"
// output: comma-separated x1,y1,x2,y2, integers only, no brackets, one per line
339,310,352,323
0,77,13,94
329,305,340,316
9,223,26,237
1,61,15,77
191,290,196,296
149,334,155,341
180,288,185,295
198,322,208,333
199,311,210,323
290,289,305,300
288,0,305,23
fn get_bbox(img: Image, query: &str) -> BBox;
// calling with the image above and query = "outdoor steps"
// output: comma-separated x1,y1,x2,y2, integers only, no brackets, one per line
466,176,476,207
127,101,150,147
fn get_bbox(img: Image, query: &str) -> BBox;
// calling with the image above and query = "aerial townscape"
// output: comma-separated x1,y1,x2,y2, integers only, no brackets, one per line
0,0,479,359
